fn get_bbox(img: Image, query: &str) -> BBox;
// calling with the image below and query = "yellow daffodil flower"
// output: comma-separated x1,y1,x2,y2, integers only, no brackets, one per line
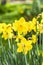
32,18,37,25
28,21,36,32
2,24,14,40
12,17,28,35
32,34,37,44
0,23,7,34
17,37,32,55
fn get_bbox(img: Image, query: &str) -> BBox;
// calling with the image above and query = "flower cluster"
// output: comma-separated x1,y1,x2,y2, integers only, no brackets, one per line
37,12,43,33
0,23,14,40
0,12,43,55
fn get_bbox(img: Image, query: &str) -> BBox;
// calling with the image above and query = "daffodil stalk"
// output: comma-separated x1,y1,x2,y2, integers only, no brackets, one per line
0,35,3,48
8,39,11,49
42,42,43,65
39,33,41,50
36,20,39,54
36,26,39,54
24,55,28,65
42,33,43,51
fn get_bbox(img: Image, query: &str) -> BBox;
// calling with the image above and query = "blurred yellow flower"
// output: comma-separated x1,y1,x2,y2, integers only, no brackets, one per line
0,23,7,34
15,34,24,42
28,21,36,32
28,21,33,32
2,32,14,40
3,24,12,33
40,24,43,33
12,17,28,35
2,24,14,40
37,22,43,33
41,19,43,24
42,62,43,65
32,18,37,25
2,33,8,40
32,34,37,44
17,37,32,55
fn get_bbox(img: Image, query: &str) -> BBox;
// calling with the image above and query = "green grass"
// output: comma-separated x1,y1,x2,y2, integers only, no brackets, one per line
0,3,43,23
0,4,31,23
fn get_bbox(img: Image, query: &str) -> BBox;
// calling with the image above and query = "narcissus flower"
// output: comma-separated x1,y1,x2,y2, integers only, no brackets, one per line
17,37,32,55
32,18,37,25
39,24,43,33
12,17,28,35
0,23,7,34
15,34,24,42
32,34,37,44
28,21,36,32
2,24,14,40
2,32,14,40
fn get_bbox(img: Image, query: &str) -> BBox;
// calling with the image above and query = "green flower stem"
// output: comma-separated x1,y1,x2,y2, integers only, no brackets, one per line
39,33,41,50
36,22,39,65
8,39,11,49
42,33,43,51
24,55,28,65
0,35,2,45
41,34,43,65
36,22,39,56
